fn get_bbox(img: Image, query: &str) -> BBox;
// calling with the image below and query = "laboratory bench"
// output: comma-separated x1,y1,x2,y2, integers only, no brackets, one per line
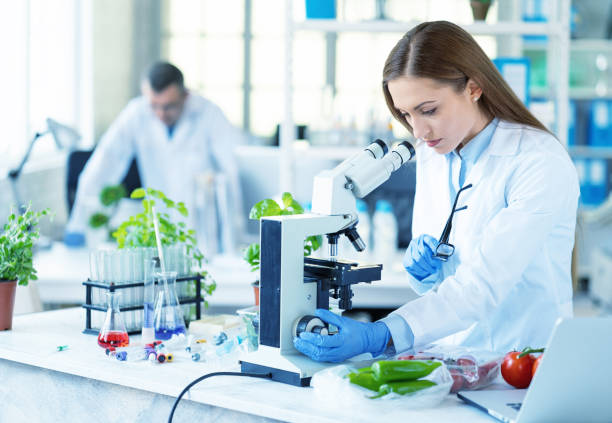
0,308,498,423
32,242,419,310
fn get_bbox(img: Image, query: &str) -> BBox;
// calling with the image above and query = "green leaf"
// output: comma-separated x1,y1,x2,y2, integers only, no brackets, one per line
243,243,260,272
288,200,304,214
100,185,127,206
130,188,146,199
281,192,293,208
88,213,109,229
307,235,323,252
176,203,188,217
249,199,282,220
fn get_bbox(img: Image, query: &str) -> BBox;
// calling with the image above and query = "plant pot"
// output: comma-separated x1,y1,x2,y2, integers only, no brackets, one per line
251,280,260,306
470,1,491,21
0,280,17,331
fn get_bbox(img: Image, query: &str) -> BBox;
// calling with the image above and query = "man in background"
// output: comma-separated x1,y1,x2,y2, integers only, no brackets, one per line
65,61,244,252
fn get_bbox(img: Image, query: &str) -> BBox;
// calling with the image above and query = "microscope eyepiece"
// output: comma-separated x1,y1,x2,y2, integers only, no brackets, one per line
344,140,416,198
395,141,415,162
364,139,388,160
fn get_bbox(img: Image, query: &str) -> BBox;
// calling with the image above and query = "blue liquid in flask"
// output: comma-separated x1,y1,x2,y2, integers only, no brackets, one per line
153,271,187,341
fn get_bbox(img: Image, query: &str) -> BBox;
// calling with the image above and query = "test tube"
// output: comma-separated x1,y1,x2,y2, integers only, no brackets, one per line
141,256,159,344
89,251,98,282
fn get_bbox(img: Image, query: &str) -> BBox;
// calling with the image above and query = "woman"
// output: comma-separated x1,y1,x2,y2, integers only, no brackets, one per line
294,21,579,362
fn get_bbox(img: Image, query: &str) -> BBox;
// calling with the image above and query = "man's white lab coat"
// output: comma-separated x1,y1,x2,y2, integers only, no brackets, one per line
67,93,244,247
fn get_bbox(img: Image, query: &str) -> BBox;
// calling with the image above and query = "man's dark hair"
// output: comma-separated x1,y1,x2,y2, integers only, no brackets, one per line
146,62,185,93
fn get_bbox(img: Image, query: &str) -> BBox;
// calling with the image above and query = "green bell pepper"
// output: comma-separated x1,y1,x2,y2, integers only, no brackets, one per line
371,360,441,383
370,379,437,399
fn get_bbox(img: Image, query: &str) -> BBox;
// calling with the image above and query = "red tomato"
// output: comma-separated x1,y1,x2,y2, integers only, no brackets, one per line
501,351,535,389
532,355,543,376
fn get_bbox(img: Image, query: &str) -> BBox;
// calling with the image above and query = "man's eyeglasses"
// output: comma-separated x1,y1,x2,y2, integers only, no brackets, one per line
151,101,183,113
434,183,473,261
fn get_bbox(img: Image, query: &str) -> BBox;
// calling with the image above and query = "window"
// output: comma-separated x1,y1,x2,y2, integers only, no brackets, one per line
161,0,499,140
162,0,245,127
0,0,90,167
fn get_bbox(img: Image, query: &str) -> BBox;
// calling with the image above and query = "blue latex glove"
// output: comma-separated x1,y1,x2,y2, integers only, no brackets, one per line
64,231,85,247
403,234,441,281
293,309,390,363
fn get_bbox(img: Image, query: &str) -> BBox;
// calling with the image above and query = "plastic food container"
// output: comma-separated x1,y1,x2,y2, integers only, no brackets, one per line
397,345,504,393
237,306,259,352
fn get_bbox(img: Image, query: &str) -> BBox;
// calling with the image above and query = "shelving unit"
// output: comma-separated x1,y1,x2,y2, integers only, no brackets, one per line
528,38,612,101
279,0,571,193
296,19,561,36
569,146,612,159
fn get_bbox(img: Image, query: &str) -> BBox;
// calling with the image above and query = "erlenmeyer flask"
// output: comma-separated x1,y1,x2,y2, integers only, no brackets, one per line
98,291,129,348
153,271,187,340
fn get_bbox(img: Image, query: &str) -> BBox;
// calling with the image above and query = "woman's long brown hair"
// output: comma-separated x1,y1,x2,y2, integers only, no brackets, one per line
383,21,548,134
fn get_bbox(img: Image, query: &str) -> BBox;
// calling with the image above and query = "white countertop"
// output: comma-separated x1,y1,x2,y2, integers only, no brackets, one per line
33,243,418,309
0,308,496,423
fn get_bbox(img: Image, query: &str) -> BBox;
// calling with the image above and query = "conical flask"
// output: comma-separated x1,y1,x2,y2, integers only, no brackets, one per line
98,291,129,348
153,271,186,340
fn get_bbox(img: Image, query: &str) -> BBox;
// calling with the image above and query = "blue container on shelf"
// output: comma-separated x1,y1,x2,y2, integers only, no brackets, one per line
522,0,548,43
587,159,608,206
493,57,531,107
576,158,608,207
568,100,576,147
588,100,612,147
305,0,336,19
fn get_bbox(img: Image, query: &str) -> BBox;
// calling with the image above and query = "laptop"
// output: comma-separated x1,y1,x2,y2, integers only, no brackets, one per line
457,317,612,423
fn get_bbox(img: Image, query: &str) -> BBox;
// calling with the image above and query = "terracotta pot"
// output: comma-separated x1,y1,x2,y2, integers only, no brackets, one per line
470,1,491,21
251,280,260,306
0,280,17,331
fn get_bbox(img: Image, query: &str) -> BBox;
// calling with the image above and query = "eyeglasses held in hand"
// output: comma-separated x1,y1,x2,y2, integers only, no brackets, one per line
434,183,473,261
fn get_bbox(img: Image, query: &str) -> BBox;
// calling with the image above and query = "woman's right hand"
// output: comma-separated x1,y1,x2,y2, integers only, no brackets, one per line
403,234,442,280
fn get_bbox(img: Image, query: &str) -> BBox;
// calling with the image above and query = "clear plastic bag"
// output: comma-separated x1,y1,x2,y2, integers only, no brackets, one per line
311,360,452,415
397,345,504,393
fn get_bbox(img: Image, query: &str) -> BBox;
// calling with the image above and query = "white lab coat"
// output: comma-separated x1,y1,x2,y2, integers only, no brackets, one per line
67,93,244,244
391,121,579,353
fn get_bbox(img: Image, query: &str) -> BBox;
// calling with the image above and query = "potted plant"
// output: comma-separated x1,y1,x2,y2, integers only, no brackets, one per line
0,205,50,330
112,187,216,310
470,0,492,21
243,192,322,305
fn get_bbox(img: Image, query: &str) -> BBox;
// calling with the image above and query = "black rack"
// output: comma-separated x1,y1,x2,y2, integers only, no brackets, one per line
82,275,204,335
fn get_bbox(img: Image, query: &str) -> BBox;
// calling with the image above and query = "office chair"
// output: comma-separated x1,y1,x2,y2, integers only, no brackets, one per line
66,150,142,215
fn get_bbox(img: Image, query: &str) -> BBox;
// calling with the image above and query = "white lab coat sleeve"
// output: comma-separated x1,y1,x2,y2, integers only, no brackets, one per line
390,153,578,347
207,105,246,236
66,103,138,233
379,312,415,354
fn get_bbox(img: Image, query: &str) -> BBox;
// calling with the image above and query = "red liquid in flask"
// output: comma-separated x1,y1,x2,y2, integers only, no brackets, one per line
98,331,129,348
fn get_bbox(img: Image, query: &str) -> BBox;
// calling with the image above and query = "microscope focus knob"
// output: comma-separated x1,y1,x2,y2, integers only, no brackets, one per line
293,315,329,338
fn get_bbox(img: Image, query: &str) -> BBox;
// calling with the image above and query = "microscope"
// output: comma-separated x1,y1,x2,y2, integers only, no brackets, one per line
240,140,415,386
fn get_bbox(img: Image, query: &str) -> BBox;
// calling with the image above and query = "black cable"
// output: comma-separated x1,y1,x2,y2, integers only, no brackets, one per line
168,371,272,423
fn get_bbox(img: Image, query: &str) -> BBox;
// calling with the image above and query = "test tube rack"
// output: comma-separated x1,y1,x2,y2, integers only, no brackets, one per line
82,274,205,335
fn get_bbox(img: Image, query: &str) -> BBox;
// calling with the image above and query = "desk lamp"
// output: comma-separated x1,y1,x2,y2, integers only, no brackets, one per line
8,118,81,214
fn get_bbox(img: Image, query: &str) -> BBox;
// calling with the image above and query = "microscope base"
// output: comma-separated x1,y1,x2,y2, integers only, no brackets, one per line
240,346,333,386
240,361,310,386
